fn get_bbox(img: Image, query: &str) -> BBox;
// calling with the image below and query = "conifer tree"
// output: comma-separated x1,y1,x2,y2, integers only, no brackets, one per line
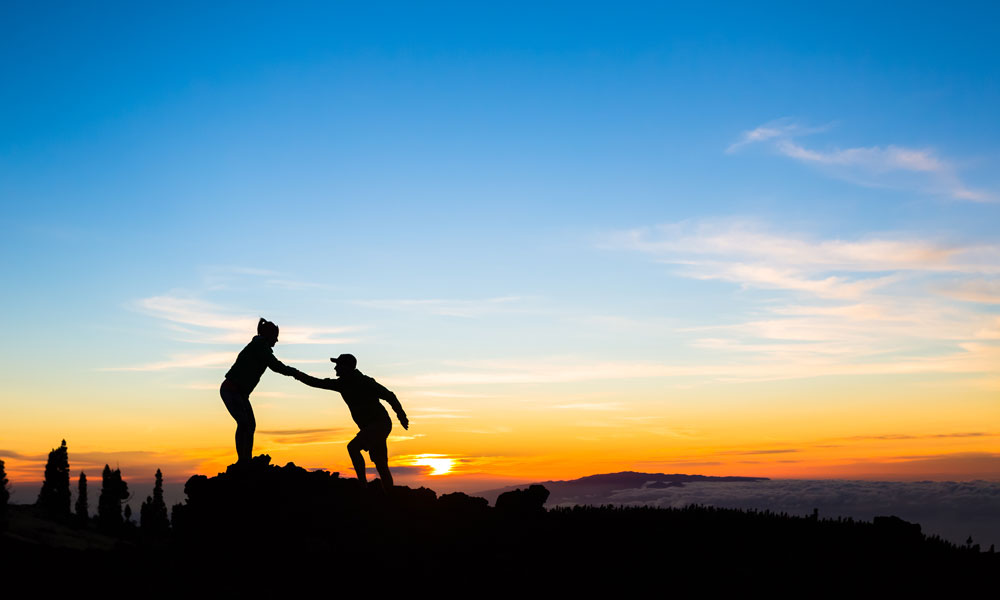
140,468,169,534
0,458,9,515
36,439,71,517
98,464,129,532
75,472,88,522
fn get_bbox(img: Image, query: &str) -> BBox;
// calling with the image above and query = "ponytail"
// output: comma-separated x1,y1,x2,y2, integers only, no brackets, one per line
257,317,279,340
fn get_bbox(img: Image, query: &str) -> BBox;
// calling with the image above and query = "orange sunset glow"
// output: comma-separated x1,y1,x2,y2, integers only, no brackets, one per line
2,4,998,525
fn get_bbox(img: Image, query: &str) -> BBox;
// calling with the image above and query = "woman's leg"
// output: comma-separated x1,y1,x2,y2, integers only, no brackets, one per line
237,402,256,463
221,384,255,464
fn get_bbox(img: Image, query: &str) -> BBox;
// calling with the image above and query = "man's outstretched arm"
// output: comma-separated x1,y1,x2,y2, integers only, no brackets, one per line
290,370,341,391
373,381,408,429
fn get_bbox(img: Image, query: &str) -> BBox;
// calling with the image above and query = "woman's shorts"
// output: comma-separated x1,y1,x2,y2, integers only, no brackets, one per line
220,379,254,423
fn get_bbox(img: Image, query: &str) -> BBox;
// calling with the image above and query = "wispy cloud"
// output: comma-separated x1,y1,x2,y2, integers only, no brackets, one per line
395,359,707,386
258,427,344,436
719,448,800,456
612,220,995,273
137,295,358,345
0,449,41,461
387,342,1000,387
555,402,625,411
263,279,339,291
101,352,234,371
258,427,349,445
139,296,251,333
936,279,1000,304
198,266,282,291
412,391,497,399
107,353,336,373
354,296,525,318
410,413,472,420
842,432,994,442
729,118,992,201
198,266,339,292
726,118,831,153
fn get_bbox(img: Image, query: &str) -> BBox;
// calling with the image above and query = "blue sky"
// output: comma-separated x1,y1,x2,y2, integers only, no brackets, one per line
2,2,998,487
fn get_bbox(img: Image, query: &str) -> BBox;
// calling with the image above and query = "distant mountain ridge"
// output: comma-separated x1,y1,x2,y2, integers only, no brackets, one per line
476,470,769,505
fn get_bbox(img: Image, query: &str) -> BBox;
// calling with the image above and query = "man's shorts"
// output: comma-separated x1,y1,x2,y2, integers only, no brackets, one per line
353,416,392,459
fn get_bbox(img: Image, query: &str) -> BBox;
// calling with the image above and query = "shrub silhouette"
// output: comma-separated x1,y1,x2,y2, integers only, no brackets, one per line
36,439,71,518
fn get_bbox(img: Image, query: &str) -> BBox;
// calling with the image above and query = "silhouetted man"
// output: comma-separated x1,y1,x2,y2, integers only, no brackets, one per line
220,318,299,466
290,354,408,488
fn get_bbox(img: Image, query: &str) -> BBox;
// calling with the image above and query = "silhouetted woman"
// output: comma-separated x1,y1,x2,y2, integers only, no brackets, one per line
220,318,298,465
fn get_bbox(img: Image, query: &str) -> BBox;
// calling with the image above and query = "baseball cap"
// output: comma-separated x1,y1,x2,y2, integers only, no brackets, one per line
330,353,357,369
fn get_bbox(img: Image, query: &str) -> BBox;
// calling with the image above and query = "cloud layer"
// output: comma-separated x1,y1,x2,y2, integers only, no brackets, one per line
603,219,1000,382
557,478,1000,550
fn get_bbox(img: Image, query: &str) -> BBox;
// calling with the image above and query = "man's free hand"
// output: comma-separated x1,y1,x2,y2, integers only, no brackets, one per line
399,413,409,430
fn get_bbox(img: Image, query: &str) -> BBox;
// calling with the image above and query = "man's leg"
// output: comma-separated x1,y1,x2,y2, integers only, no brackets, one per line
369,437,393,488
347,435,367,486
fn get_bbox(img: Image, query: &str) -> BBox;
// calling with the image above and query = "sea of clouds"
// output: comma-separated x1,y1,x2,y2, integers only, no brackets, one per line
554,479,1000,550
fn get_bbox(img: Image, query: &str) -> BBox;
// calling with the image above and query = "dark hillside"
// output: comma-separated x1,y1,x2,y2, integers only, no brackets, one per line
2,457,994,592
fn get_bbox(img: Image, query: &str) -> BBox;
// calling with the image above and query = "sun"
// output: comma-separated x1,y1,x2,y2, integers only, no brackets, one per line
412,454,455,476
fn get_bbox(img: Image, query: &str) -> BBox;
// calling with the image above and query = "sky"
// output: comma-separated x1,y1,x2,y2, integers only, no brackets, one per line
2,2,999,500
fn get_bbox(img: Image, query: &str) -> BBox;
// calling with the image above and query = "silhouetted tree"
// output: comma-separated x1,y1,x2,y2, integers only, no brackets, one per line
0,458,9,515
75,472,88,523
98,464,129,532
140,468,169,535
37,439,71,517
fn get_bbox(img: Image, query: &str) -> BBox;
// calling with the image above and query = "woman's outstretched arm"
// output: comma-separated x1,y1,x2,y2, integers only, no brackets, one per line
267,354,299,377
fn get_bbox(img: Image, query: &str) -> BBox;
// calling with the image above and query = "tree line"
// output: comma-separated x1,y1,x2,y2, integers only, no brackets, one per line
0,440,169,536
